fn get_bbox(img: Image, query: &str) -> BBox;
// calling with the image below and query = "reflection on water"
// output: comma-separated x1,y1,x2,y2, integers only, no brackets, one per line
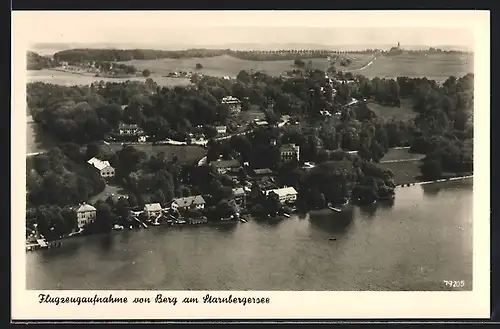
357,199,396,218
422,184,442,196
308,208,355,233
99,235,113,252
26,179,473,291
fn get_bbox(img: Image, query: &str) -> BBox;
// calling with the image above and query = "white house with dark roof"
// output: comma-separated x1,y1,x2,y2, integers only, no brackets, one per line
118,123,144,136
76,203,97,229
144,203,162,219
87,157,115,178
215,125,227,135
221,96,242,115
171,195,206,211
264,186,298,204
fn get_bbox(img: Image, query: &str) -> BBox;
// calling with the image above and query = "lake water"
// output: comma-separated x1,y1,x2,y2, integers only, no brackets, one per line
26,178,473,291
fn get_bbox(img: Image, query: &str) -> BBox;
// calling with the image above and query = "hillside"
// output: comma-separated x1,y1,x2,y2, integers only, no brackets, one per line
27,51,54,70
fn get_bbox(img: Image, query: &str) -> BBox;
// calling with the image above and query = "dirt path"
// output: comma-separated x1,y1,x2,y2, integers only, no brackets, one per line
345,56,377,72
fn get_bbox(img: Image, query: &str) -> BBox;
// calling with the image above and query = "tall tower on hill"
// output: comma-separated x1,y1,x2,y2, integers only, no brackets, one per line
397,42,400,49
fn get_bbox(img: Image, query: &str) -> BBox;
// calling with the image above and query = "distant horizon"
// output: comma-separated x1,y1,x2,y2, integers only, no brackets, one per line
30,41,473,56
15,12,475,54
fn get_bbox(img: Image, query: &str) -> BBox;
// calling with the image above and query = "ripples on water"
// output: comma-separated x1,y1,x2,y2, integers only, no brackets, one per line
26,179,473,291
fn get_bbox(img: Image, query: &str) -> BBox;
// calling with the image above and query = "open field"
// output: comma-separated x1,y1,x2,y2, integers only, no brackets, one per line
377,160,423,185
380,148,425,162
27,53,472,87
367,98,417,121
101,143,207,165
121,54,374,78
27,69,192,87
89,184,127,204
237,106,267,122
358,53,473,82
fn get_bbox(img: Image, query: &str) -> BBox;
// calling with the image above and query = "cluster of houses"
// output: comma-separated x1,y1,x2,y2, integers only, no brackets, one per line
205,143,301,209
221,96,242,116
165,71,203,79
109,123,148,143
73,188,249,229
73,92,309,230
58,61,132,77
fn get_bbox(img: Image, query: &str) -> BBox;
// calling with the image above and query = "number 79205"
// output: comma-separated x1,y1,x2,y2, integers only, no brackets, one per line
443,280,465,288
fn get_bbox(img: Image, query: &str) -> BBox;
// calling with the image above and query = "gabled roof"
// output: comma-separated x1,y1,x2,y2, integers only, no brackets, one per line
172,195,206,207
215,125,227,130
232,187,245,197
280,144,299,152
76,203,97,213
87,157,113,171
210,159,240,169
253,168,274,176
221,96,241,103
144,203,162,212
119,123,139,129
264,187,298,197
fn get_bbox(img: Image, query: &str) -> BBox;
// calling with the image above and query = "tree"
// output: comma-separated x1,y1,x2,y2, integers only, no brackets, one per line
61,207,78,233
420,159,443,180
294,59,305,68
60,142,82,162
85,142,101,160
152,189,166,204
142,69,151,77
128,194,138,209
114,197,130,218
263,192,281,216
94,202,115,233
205,126,218,139
236,70,251,84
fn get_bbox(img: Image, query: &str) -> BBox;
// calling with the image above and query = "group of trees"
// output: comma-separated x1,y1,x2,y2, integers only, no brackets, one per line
27,77,236,144
51,47,471,65
28,65,473,173
26,206,78,240
93,61,139,77
27,51,54,70
26,147,106,207
408,74,474,179
27,61,473,213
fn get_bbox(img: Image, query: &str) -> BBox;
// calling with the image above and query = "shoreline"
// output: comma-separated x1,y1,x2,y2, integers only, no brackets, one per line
47,68,139,79
26,176,472,251
26,219,241,250
395,174,473,188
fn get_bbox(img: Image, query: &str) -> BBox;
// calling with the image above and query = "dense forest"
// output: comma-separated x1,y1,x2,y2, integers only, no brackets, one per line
26,147,106,207
26,67,473,221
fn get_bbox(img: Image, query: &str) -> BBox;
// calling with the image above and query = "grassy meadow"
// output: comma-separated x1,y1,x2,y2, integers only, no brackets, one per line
121,54,374,78
358,53,473,82
101,143,207,165
27,69,192,87
380,148,425,162
367,98,418,121
377,160,423,185
27,53,472,87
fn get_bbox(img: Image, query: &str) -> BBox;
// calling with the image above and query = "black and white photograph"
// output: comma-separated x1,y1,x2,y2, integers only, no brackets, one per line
12,10,490,320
